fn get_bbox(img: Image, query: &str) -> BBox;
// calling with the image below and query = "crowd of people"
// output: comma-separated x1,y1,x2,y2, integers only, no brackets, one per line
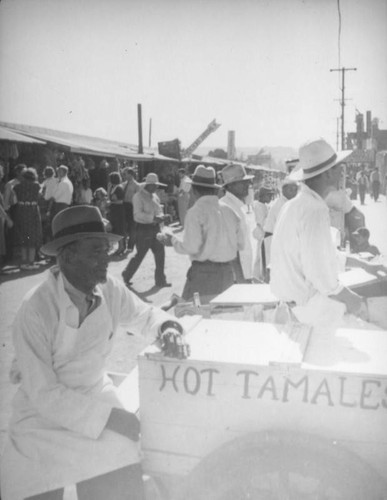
0,159,181,271
1,137,387,500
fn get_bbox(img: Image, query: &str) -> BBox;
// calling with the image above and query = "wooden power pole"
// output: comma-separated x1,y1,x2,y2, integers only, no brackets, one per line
330,67,357,150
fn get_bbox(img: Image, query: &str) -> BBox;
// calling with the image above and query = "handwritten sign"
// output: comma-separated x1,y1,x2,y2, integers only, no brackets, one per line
158,363,387,411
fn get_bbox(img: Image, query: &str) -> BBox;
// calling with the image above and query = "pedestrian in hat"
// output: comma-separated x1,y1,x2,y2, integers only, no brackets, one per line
122,173,171,288
270,138,386,330
252,185,274,281
0,204,187,500
220,164,254,283
160,165,244,303
263,177,298,272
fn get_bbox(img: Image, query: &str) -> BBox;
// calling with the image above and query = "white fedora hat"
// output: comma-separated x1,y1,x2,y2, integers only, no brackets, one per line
221,164,254,186
289,138,351,181
188,165,221,188
144,172,167,187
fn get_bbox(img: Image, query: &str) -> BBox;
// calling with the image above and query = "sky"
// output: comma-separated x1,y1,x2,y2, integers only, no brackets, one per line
0,0,386,153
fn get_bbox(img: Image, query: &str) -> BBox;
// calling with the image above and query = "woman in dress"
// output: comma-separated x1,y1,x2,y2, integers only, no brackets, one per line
13,168,43,270
107,171,125,255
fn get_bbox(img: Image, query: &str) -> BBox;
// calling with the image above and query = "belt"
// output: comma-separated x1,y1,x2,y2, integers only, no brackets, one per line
136,222,159,227
18,201,37,206
192,260,232,267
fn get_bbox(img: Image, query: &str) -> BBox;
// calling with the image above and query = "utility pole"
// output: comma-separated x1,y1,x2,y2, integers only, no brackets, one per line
137,103,143,154
330,67,357,150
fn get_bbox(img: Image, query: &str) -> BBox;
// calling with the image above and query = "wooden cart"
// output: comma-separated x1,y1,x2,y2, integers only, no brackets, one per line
136,317,387,500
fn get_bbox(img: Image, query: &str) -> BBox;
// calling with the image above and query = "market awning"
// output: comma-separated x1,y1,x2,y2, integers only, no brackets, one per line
0,126,46,144
0,121,179,162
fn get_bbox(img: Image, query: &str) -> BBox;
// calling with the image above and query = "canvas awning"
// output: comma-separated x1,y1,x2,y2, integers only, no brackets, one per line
0,126,46,144
0,122,179,162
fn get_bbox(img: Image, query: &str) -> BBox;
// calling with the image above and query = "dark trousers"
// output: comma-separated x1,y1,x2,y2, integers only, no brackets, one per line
25,464,145,500
122,223,166,285
52,202,70,219
123,202,136,249
359,185,366,205
372,181,380,201
182,260,234,304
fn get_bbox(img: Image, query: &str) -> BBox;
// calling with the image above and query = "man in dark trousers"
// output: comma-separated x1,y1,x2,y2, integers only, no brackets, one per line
122,173,171,288
122,167,140,252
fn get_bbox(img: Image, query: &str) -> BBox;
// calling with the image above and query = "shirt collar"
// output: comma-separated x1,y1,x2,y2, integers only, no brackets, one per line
224,190,244,208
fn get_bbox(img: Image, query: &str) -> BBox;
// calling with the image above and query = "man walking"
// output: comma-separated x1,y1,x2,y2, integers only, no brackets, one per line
122,167,140,251
122,173,171,288
220,164,254,283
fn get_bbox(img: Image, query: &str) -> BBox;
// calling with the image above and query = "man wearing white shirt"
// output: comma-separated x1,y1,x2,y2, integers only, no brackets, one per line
51,165,74,219
270,138,376,328
163,165,244,303
220,164,254,283
177,168,191,227
264,178,298,269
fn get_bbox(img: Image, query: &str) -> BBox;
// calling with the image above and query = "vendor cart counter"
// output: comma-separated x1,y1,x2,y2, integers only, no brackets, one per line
137,318,387,499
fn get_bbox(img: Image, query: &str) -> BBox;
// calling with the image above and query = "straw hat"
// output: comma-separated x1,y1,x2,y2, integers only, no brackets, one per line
221,164,254,186
144,173,167,187
289,138,351,181
188,165,220,188
41,205,122,256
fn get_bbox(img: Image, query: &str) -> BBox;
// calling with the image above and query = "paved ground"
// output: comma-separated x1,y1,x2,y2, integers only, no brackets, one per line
1,194,386,454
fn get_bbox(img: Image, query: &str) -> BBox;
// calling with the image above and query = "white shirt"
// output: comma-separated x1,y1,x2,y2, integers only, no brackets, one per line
43,177,59,201
53,176,73,204
270,184,343,305
178,175,191,194
325,189,353,237
133,187,163,224
1,267,173,499
220,191,253,279
172,195,244,262
264,195,287,234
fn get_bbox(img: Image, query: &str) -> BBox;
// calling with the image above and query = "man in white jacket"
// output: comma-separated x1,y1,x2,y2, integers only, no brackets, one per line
220,164,254,283
270,138,384,329
0,205,187,500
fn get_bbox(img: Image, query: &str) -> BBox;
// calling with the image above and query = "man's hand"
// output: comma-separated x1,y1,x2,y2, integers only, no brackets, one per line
154,215,166,223
105,408,140,442
158,320,191,359
364,262,387,279
156,232,173,246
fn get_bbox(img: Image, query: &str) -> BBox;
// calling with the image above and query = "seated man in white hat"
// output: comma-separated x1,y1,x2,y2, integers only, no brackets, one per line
270,138,386,330
161,165,244,304
220,164,255,283
0,205,188,500
122,172,171,289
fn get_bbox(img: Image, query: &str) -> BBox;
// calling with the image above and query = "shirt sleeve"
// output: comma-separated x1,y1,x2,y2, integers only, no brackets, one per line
117,285,174,343
13,304,113,440
172,208,203,256
299,207,343,297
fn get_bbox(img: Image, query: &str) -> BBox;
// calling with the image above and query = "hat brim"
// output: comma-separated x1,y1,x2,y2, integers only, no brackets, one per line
40,232,122,256
289,150,352,181
189,180,221,189
141,181,168,188
223,174,254,186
